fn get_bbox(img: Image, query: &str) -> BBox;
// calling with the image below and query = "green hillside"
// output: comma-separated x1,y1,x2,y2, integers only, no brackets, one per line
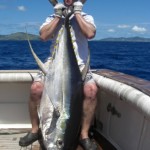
0,32,150,42
0,32,40,41
99,37,150,42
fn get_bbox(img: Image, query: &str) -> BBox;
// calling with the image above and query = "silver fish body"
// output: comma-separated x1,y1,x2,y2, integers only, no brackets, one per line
27,1,89,147
38,14,84,150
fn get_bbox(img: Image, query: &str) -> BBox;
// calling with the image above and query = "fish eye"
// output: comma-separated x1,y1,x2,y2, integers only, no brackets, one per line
56,138,64,148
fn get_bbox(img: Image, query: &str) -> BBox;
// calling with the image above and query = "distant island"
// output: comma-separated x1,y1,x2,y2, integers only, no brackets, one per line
99,37,150,42
0,32,150,42
0,32,40,41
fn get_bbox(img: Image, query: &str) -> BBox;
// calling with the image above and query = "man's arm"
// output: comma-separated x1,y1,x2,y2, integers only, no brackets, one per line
73,1,96,39
40,17,61,41
74,13,96,39
40,3,66,41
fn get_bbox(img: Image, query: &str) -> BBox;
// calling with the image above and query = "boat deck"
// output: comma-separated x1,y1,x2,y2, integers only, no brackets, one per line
0,131,40,150
0,129,103,150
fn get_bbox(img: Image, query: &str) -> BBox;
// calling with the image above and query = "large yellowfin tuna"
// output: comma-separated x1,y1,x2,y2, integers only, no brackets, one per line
27,0,89,149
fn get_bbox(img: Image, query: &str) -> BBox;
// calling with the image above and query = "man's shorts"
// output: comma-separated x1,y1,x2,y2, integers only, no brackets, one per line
34,57,95,85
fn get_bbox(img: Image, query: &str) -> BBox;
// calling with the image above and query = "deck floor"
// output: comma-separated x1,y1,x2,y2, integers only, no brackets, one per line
0,130,102,150
0,132,40,150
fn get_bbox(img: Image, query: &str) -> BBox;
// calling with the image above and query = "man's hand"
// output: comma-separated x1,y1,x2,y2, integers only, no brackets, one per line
54,3,66,18
73,1,83,14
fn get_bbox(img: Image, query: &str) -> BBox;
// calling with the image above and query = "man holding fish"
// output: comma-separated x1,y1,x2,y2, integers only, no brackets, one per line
19,0,98,149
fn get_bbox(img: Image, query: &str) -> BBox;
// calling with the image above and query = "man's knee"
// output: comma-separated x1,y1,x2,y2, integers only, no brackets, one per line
30,82,44,100
84,83,98,100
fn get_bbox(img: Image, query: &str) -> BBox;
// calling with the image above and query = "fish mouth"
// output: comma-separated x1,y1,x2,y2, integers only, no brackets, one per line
47,139,64,149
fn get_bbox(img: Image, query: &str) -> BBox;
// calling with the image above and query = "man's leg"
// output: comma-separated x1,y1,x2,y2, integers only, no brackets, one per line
19,58,51,147
81,82,97,139
80,81,98,150
19,81,43,147
29,82,44,133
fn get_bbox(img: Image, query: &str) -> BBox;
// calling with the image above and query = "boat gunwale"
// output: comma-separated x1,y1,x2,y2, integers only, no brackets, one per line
93,69,150,97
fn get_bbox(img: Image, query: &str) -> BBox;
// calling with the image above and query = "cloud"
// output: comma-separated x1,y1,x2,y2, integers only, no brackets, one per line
118,24,130,28
107,29,115,32
17,6,26,11
132,25,147,33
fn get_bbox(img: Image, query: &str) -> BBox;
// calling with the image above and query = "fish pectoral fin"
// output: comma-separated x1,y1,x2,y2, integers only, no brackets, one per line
81,48,90,81
46,110,60,135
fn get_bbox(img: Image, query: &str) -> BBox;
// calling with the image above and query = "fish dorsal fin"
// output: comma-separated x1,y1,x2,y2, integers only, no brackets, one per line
26,31,47,75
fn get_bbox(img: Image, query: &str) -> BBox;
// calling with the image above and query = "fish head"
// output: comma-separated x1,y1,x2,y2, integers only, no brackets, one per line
56,138,64,149
46,128,65,150
47,139,64,150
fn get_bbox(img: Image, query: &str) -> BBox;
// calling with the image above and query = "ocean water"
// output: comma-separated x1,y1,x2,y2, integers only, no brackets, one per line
0,40,150,80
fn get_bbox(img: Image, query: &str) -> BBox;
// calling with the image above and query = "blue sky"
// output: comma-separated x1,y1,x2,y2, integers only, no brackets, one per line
0,0,150,39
